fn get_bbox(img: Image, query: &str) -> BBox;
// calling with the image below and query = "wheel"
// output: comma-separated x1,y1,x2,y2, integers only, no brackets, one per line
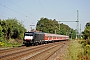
45,41,47,44
35,42,38,46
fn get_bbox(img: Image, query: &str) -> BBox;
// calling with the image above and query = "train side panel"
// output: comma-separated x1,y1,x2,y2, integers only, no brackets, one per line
44,33,69,42
34,33,45,44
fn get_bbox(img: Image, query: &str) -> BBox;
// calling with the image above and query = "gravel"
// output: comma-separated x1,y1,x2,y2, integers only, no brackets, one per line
53,41,70,60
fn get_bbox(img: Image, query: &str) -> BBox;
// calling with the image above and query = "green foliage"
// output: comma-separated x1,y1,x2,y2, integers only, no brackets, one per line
0,18,26,40
78,40,90,59
36,18,58,33
36,17,76,39
83,22,90,39
78,40,90,60
3,42,13,47
0,18,26,47
0,42,4,47
0,25,4,42
5,18,26,39
86,22,90,27
0,39,23,47
82,22,90,57
67,41,84,60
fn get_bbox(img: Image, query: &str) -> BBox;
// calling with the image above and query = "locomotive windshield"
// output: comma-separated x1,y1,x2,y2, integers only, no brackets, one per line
24,32,34,36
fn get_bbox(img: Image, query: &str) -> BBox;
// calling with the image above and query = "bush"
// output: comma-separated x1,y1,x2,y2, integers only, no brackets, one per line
67,41,84,60
86,39,90,44
3,42,13,47
78,40,90,59
2,39,22,47
78,40,86,44
0,37,4,42
0,42,4,47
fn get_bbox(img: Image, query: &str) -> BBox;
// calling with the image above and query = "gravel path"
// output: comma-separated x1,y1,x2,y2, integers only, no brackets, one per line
53,41,70,60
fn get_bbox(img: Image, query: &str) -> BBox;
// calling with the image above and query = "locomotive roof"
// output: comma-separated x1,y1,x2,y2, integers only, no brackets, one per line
25,32,44,34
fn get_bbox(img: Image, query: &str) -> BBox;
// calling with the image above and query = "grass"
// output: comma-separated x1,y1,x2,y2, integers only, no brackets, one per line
0,39,23,48
66,40,84,60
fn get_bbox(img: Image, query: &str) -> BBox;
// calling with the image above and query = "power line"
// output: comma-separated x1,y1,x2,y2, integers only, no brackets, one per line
8,0,38,18
0,11,14,17
38,0,47,16
0,3,35,20
0,4,27,18
58,21,78,22
0,10,26,23
59,11,76,20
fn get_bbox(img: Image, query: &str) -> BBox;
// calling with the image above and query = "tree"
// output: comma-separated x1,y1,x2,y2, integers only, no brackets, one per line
0,18,26,40
83,22,90,39
36,18,59,34
36,17,76,39
0,25,4,42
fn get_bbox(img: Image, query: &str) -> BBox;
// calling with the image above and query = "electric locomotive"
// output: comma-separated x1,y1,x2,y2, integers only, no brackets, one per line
23,32,45,45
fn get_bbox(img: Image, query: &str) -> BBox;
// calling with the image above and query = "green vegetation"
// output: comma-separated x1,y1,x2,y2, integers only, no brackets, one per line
66,21,90,60
66,22,90,60
36,17,76,39
67,40,90,60
78,22,90,60
78,40,90,60
67,40,84,60
0,42,4,47
82,22,90,40
0,18,26,47
68,21,90,60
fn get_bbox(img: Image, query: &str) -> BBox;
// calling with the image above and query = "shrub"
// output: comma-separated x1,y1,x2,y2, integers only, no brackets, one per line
3,42,12,47
0,42,4,47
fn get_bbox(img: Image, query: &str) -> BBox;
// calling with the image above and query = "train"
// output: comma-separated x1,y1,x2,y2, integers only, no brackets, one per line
23,32,69,46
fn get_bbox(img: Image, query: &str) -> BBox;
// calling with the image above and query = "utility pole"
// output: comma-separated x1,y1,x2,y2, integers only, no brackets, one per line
76,10,79,39
30,23,35,32
58,21,78,39
80,24,81,39
58,21,78,31
58,10,79,39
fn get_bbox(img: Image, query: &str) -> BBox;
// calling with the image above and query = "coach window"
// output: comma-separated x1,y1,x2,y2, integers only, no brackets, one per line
47,36,49,38
54,36,55,39
50,36,51,38
60,37,62,39
57,37,59,39
52,36,53,38
46,36,48,38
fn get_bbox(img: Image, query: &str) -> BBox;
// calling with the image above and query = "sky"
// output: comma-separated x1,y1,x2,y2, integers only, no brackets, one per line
0,0,90,32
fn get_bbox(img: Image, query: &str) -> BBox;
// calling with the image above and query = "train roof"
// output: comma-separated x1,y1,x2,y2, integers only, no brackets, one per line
44,33,69,37
25,32,69,37
25,32,44,34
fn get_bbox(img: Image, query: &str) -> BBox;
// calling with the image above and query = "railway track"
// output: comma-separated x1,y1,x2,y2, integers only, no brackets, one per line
0,41,69,60
0,46,26,53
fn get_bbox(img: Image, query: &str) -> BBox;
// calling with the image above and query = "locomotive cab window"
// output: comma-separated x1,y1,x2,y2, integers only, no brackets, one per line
24,33,33,36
